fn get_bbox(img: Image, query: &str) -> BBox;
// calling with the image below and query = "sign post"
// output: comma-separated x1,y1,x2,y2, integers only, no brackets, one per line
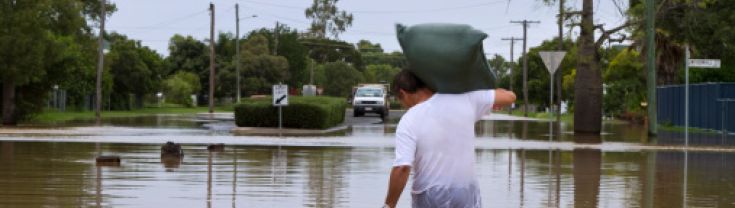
539,51,566,117
539,51,566,139
273,84,288,131
685,44,720,146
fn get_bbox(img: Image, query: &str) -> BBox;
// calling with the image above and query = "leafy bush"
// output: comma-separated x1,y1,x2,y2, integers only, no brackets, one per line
234,96,347,129
163,71,200,107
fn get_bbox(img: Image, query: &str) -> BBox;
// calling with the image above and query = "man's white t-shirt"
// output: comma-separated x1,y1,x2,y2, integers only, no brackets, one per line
393,90,495,206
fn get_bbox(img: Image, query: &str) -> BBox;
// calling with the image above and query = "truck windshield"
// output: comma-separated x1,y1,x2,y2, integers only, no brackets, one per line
355,88,383,97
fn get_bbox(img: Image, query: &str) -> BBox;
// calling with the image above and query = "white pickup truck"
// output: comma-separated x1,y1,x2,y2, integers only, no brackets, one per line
352,85,389,118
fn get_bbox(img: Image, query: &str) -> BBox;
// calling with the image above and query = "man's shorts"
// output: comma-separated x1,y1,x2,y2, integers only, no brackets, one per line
411,184,481,208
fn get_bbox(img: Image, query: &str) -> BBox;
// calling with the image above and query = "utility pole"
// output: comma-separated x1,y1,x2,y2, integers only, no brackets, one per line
95,0,106,125
556,0,564,122
309,60,314,85
645,0,657,136
502,37,522,114
511,20,540,117
235,3,241,103
273,21,279,56
209,3,215,113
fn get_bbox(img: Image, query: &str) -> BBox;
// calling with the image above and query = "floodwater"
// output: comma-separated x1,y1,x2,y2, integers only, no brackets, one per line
1,113,734,207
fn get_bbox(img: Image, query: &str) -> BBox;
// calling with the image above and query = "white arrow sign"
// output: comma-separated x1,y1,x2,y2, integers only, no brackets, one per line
272,84,288,106
539,51,567,74
688,59,721,68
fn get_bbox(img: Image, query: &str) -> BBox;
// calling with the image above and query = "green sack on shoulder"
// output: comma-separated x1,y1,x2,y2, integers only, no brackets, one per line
396,23,496,93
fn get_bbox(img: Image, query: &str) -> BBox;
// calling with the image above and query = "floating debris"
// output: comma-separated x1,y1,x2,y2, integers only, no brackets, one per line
161,141,184,157
207,143,224,152
95,156,121,166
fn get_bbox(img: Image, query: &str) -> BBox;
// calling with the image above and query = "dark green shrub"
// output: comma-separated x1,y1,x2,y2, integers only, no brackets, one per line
235,96,347,129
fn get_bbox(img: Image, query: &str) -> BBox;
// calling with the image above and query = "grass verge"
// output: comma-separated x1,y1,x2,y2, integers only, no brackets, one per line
506,110,574,123
32,105,233,123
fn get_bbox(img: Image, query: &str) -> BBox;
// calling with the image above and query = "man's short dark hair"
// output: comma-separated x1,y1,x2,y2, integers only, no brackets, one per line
392,68,432,97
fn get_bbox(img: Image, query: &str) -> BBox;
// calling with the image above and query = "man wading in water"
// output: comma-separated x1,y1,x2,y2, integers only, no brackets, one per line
383,70,516,208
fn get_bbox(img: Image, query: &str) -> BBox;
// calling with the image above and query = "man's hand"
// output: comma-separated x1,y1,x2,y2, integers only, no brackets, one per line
384,165,411,208
493,88,517,107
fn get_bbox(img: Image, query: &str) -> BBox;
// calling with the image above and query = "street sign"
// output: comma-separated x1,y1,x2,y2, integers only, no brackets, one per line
272,84,288,106
683,44,721,145
539,51,566,135
688,59,721,68
539,51,566,74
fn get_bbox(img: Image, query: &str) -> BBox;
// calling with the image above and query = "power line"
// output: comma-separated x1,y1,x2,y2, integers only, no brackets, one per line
253,10,309,25
480,25,516,31
140,9,209,29
240,0,507,14
110,26,208,30
351,0,508,14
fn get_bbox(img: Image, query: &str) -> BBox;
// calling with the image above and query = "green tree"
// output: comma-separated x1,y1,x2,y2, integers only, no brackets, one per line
541,0,632,133
357,40,384,53
312,61,328,87
512,38,578,109
164,71,200,107
363,64,400,84
238,34,290,95
167,34,208,75
362,51,406,69
106,33,164,110
562,69,576,110
304,0,353,39
0,0,115,125
358,40,405,69
488,54,510,84
248,26,310,87
214,32,238,100
322,61,363,97
302,38,363,70
54,35,109,111
628,0,735,85
603,49,646,119
165,34,208,102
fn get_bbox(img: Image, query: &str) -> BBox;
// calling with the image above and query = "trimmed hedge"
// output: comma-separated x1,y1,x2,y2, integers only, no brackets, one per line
234,96,347,129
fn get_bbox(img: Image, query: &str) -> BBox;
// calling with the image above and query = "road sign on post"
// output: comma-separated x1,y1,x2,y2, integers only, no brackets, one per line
539,51,566,113
539,51,566,75
539,51,566,139
273,84,288,106
688,59,721,68
685,47,721,145
273,84,288,132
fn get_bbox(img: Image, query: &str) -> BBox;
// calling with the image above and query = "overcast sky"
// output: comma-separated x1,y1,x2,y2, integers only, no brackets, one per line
106,0,628,61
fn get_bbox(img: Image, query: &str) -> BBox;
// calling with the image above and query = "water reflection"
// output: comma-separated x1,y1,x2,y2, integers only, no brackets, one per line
1,142,735,207
573,148,601,207
207,151,212,208
161,155,183,169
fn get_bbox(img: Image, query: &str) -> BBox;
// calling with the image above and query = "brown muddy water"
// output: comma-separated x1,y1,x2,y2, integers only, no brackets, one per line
1,114,734,207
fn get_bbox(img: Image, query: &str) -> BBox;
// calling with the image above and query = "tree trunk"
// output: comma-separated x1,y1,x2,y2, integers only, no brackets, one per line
135,94,145,109
655,34,683,85
2,80,17,126
573,0,602,133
